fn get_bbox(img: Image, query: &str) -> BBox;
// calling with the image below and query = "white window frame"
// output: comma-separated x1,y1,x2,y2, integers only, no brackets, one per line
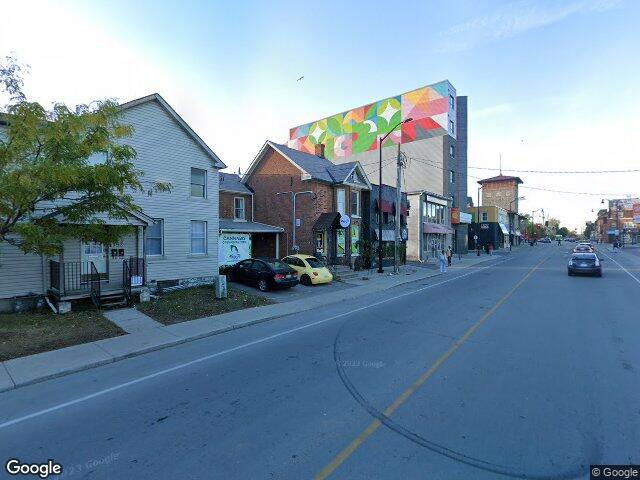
146,219,164,256
190,168,207,198
449,170,455,183
190,220,207,254
350,190,361,217
234,197,246,220
449,95,455,109
337,188,346,215
482,212,488,222
449,120,455,135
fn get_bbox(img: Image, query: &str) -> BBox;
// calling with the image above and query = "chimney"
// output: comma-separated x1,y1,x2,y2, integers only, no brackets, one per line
314,143,325,158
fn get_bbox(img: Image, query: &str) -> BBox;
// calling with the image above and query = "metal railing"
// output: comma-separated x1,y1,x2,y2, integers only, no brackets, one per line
90,262,101,309
123,256,145,306
48,261,96,296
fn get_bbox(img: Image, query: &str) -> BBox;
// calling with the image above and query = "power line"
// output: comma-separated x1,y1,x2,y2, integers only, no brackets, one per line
468,166,640,174
409,156,635,197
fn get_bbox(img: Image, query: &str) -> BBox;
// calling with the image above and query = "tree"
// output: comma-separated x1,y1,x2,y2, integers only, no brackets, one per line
0,57,169,255
584,221,595,239
557,227,570,237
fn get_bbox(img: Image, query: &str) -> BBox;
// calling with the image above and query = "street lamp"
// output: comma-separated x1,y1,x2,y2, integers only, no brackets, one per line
508,196,525,251
476,185,484,256
377,117,412,273
277,190,314,254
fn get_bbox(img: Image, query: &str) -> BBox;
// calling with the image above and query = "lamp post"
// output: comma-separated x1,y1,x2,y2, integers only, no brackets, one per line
277,190,313,254
531,208,543,242
378,117,412,273
508,196,525,251
476,185,484,256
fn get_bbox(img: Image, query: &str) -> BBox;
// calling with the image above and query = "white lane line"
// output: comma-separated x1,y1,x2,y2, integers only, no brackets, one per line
0,256,515,431
601,250,640,286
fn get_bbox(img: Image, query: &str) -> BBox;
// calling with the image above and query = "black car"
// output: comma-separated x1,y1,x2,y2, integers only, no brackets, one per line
227,258,299,291
568,253,602,277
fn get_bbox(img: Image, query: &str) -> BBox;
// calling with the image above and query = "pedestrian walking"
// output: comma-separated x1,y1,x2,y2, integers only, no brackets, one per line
488,243,494,256
439,249,447,273
446,247,452,267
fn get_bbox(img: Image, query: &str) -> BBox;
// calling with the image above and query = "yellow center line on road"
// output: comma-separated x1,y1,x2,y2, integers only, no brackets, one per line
314,251,552,480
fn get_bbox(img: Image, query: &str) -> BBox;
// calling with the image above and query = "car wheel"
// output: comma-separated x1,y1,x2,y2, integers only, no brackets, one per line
300,274,312,286
567,270,573,276
258,279,269,292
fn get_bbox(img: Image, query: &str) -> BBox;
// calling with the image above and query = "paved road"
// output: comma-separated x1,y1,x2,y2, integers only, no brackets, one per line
1,245,638,479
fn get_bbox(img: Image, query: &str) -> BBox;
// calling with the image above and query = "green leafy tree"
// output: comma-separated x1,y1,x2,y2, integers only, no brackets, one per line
557,227,570,237
0,57,169,255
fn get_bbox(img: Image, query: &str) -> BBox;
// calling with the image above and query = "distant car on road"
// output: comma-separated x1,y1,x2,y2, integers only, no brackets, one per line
539,237,551,243
573,244,594,253
282,254,333,286
568,252,602,277
227,258,299,291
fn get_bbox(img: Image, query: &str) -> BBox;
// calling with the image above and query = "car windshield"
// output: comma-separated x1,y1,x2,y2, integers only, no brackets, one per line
265,259,289,270
305,257,323,268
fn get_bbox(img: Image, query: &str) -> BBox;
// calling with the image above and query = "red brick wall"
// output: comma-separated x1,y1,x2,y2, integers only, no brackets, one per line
219,192,252,220
481,180,519,212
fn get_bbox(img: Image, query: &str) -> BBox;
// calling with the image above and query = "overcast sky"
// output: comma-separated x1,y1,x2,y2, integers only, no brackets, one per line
2,0,639,231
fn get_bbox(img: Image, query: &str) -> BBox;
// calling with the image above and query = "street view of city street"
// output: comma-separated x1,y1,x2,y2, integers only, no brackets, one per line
2,1,640,479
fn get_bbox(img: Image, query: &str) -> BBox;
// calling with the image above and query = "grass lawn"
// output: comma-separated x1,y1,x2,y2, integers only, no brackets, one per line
137,285,274,325
0,309,125,362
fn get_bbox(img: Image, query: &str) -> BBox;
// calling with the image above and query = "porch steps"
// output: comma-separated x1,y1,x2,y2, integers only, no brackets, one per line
99,292,128,310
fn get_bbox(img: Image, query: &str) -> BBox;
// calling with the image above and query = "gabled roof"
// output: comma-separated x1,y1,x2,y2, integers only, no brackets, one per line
243,141,371,189
219,172,253,194
477,174,523,185
119,93,226,169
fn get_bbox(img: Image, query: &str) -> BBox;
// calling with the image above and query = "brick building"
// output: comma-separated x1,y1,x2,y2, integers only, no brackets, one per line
218,172,283,267
478,174,524,247
243,141,371,266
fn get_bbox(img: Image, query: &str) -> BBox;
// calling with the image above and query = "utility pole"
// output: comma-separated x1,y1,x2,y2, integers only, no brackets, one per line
276,190,313,254
394,146,406,274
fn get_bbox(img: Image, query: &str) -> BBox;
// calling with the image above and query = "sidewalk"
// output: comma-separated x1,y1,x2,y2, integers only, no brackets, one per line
0,251,504,393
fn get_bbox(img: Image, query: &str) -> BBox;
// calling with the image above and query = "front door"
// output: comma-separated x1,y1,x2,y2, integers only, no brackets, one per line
82,242,108,280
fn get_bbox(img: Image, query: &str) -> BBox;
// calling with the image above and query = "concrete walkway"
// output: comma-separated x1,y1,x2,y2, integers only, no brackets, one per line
0,251,507,393
103,308,164,334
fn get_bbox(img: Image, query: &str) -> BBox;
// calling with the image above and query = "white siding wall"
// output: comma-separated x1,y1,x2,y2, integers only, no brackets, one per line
0,98,221,299
0,242,45,299
118,100,220,285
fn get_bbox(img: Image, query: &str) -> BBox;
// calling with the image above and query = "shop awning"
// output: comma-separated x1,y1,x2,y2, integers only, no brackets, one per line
219,219,284,233
423,222,453,234
313,212,342,231
373,229,396,242
499,223,509,235
376,199,393,213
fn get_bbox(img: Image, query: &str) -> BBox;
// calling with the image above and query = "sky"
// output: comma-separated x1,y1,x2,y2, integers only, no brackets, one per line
1,0,639,231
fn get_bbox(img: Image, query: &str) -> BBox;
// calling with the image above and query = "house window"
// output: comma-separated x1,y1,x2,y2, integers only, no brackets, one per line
383,212,389,225
337,188,346,215
449,95,455,109
449,145,455,157
190,220,207,254
190,168,206,198
482,212,488,222
234,197,245,220
350,190,361,217
449,170,455,183
146,219,163,256
449,120,455,135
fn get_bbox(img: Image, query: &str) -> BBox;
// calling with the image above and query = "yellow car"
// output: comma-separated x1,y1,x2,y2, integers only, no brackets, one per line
282,254,333,285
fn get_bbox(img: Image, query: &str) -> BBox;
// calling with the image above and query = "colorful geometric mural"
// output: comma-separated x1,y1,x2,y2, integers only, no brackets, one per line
289,81,454,160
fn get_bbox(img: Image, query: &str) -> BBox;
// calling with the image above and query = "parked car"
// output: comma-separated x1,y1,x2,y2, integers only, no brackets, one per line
226,258,299,291
539,237,551,243
568,252,602,277
282,254,333,286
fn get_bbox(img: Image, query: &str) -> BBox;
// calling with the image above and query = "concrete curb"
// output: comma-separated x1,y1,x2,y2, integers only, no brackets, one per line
0,253,500,393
